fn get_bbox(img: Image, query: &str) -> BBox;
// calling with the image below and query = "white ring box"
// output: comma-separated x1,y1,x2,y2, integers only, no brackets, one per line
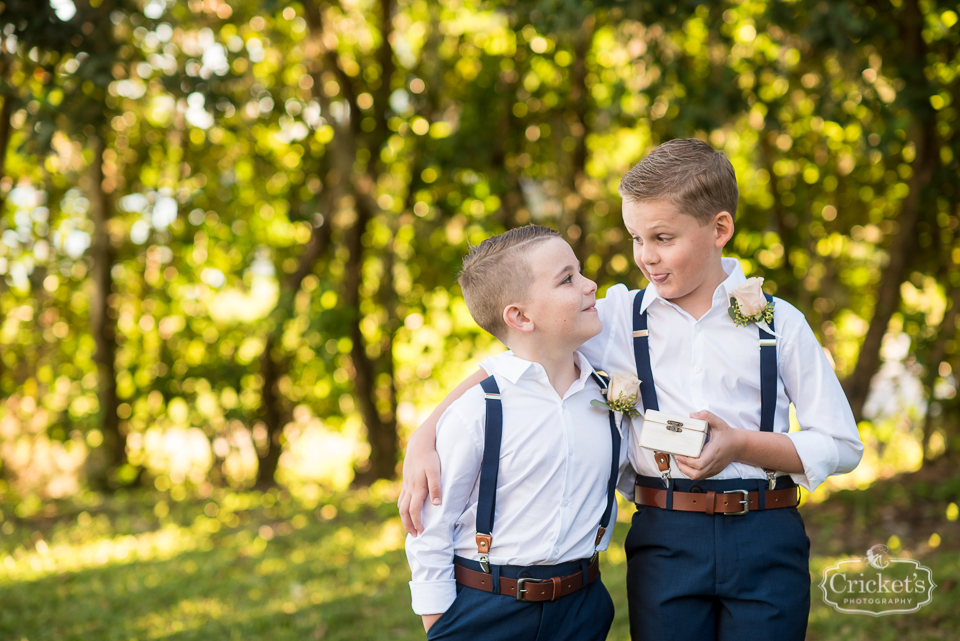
638,409,709,457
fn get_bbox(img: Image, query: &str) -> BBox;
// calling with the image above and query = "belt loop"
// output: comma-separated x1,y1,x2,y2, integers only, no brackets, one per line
580,559,589,585
757,479,766,511
492,563,501,595
666,478,675,510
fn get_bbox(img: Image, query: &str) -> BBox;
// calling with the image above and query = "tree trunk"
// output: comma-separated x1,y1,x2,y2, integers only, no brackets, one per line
347,197,399,484
920,283,960,463
0,92,14,215
302,0,400,483
0,90,14,398
565,16,594,257
255,199,333,488
842,119,937,421
491,69,522,228
760,134,798,301
841,0,938,422
88,134,123,482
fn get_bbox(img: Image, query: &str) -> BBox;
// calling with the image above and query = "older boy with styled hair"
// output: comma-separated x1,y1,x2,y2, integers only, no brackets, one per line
400,139,863,641
405,225,632,640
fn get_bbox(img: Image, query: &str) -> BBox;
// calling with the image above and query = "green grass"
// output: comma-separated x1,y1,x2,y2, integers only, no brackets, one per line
1,475,957,640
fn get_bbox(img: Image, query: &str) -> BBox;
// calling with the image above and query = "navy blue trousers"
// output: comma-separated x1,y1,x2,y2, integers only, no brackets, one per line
426,557,615,641
625,476,810,641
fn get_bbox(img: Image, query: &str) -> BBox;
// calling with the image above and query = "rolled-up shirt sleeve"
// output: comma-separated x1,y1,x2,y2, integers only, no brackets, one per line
405,403,483,615
780,309,863,491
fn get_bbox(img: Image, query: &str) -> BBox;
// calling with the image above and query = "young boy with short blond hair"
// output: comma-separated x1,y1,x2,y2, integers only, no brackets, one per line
401,138,863,641
405,225,632,640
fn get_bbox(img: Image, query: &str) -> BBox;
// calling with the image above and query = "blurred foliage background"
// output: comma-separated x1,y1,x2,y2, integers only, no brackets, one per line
0,0,959,638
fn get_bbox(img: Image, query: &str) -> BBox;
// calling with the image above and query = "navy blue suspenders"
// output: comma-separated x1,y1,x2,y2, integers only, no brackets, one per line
758,293,778,434
473,372,621,574
475,376,503,567
632,288,779,488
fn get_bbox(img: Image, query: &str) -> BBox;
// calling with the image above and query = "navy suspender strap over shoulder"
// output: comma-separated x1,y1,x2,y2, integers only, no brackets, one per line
632,288,781,489
759,292,777,433
632,290,659,413
633,288,671,485
473,373,620,574
758,292,779,489
590,371,622,549
475,376,502,572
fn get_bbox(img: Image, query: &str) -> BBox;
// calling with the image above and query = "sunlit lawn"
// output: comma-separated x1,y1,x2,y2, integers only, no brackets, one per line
2,476,958,640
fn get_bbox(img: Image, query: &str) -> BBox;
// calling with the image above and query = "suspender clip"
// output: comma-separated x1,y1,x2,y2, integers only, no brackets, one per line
479,555,490,574
766,470,777,491
654,452,671,488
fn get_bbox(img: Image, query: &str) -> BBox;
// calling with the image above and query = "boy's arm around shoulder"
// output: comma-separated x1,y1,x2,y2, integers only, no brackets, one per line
578,283,634,371
777,299,864,491
399,368,490,536
405,391,486,620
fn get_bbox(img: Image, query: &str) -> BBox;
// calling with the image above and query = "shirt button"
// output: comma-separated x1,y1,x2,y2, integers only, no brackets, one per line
562,500,569,507
695,326,701,332
553,548,560,556
694,366,702,373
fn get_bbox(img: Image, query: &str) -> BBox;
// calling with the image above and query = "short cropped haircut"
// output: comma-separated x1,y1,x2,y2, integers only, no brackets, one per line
618,138,738,225
459,225,560,342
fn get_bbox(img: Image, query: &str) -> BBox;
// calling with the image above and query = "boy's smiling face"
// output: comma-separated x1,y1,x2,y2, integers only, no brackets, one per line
622,199,733,310
508,237,601,349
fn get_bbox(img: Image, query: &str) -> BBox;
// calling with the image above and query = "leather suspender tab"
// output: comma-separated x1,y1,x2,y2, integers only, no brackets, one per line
594,527,605,547
476,533,492,554
654,452,670,471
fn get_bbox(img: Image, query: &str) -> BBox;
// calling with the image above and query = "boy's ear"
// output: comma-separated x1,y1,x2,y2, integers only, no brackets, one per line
713,211,735,248
503,303,535,334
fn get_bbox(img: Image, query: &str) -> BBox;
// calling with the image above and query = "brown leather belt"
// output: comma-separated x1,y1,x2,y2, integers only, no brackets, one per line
454,557,600,602
635,485,798,515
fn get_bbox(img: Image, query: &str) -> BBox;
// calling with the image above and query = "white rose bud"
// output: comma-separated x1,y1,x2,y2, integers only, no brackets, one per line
730,277,767,317
609,372,641,404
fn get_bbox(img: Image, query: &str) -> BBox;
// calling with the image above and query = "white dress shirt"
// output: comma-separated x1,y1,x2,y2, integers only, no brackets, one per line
482,258,863,493
405,351,633,616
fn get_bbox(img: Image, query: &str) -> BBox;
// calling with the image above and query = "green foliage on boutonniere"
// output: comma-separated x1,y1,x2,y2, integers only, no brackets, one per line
591,394,641,419
728,297,775,327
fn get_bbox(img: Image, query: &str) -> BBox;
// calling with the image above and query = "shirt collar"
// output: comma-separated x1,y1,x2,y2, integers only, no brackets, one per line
638,257,745,315
494,350,598,389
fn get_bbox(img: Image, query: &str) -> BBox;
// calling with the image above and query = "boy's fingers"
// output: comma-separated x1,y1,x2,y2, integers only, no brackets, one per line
398,491,418,537
427,474,442,506
676,460,704,480
409,485,428,535
429,486,442,506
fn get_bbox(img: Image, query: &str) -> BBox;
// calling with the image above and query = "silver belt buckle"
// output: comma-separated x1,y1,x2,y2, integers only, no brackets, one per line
722,489,750,516
516,576,543,601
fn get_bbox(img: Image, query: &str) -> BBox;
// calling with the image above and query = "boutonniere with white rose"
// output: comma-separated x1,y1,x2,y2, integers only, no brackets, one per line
728,277,775,328
591,372,641,419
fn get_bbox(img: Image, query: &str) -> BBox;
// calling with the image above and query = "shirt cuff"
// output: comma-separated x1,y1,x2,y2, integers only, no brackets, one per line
786,430,840,492
410,580,457,616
